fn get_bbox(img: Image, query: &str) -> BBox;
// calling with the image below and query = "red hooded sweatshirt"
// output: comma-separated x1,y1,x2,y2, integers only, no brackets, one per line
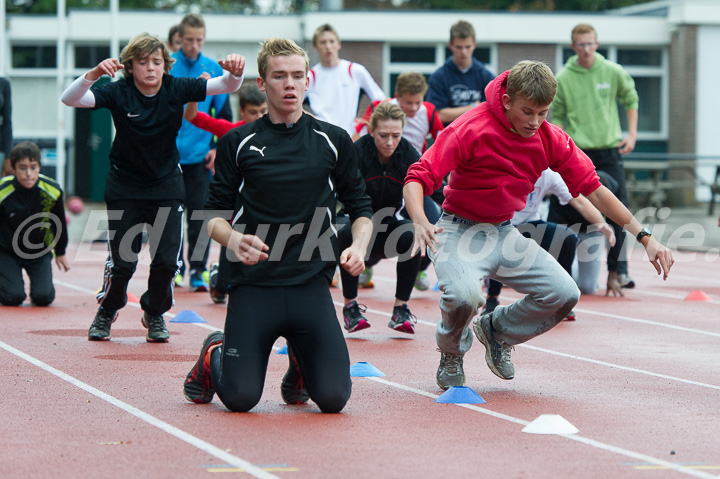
405,70,601,224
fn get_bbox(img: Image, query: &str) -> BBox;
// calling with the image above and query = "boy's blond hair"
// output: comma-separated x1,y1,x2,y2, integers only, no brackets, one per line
257,38,309,80
395,72,428,98
313,24,339,47
505,60,557,106
450,20,475,43
571,23,597,43
120,33,174,79
369,102,406,131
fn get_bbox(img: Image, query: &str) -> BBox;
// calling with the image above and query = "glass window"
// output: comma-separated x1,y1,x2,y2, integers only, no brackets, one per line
617,49,662,67
445,47,491,65
389,72,431,97
12,45,57,68
390,46,435,64
618,76,661,132
75,45,111,69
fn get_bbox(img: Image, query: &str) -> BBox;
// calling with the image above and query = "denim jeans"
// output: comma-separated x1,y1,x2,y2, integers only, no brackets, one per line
429,214,580,354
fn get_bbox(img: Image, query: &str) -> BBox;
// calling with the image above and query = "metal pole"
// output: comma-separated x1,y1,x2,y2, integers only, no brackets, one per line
56,0,66,190
110,0,119,60
0,0,6,76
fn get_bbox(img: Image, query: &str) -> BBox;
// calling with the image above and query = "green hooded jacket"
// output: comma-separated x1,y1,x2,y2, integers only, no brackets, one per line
551,53,639,150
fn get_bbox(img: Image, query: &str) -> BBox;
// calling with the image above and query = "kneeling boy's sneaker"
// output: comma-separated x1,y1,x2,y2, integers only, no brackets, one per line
184,331,223,404
388,304,417,334
436,350,465,390
189,269,208,292
208,262,226,304
280,346,309,405
619,274,635,289
414,271,430,291
141,312,170,343
564,310,577,321
342,300,370,333
88,307,118,341
472,313,515,380
358,267,374,288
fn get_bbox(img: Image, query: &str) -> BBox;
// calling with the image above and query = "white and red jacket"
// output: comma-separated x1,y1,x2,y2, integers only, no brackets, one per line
306,59,385,136
354,98,444,154
405,70,601,224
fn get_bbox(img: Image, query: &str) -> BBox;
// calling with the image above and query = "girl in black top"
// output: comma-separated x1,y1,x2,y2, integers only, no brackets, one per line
340,102,423,335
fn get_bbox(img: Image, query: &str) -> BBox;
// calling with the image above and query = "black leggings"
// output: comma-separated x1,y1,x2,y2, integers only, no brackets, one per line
210,276,351,413
338,215,421,302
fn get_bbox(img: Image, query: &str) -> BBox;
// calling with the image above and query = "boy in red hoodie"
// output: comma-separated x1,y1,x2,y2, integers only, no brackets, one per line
403,60,674,390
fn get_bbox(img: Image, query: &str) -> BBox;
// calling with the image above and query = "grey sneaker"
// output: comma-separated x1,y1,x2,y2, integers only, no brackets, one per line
88,307,118,341
472,313,515,380
141,312,170,343
619,274,635,289
436,350,465,390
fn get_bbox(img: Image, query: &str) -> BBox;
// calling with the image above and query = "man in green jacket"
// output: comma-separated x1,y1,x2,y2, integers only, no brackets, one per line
550,23,639,297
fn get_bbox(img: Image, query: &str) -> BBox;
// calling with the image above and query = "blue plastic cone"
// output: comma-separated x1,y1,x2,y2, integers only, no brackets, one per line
276,344,288,355
431,281,440,291
170,310,207,323
434,386,486,404
350,361,385,377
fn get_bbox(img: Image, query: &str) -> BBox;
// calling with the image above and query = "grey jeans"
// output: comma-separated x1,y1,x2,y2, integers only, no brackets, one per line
429,214,580,355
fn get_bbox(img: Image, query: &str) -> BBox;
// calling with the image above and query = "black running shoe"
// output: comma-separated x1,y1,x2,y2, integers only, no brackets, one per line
208,262,226,304
88,307,118,341
388,304,417,334
342,300,370,332
141,312,170,343
184,331,223,404
280,345,309,405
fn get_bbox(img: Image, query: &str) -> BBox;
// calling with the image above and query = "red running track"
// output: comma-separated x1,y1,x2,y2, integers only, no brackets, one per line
1,241,719,479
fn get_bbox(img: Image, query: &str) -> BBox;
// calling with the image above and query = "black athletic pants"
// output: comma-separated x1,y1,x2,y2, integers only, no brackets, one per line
337,215,421,302
97,198,183,316
0,249,55,306
209,276,352,413
180,162,211,274
583,148,628,275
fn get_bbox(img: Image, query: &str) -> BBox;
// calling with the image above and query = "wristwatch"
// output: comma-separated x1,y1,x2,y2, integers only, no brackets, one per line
636,227,652,243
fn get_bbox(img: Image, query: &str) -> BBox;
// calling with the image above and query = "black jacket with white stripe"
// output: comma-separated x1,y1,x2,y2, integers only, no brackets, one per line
206,113,372,287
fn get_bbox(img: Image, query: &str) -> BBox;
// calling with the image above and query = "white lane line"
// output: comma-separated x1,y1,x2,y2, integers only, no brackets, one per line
625,288,720,305
573,308,720,338
0,339,280,479
519,344,720,391
54,279,221,332
478,289,720,339
54,279,719,478
334,299,720,392
365,377,717,479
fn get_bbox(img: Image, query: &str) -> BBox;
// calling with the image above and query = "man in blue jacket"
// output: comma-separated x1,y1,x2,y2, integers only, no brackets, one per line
425,20,495,126
171,13,232,291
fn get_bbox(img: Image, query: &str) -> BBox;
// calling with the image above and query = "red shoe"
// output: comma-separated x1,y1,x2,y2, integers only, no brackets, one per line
183,331,223,403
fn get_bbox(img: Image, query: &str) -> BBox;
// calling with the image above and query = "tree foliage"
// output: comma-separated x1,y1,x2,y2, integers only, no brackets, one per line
5,0,655,14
